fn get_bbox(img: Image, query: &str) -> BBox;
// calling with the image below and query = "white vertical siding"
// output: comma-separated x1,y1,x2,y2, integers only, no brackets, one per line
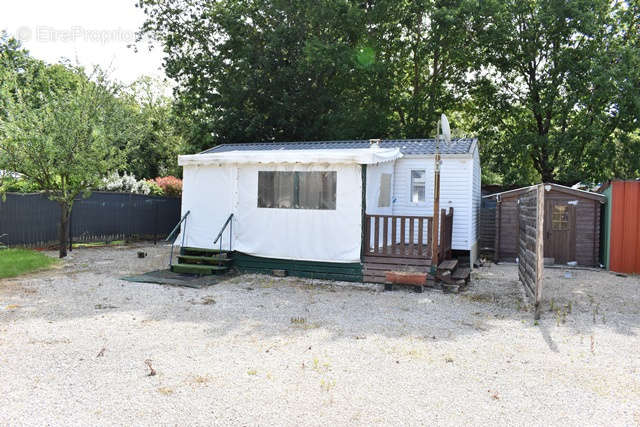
392,156,473,250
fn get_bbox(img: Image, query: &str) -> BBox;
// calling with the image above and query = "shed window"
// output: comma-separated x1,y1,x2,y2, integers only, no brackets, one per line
552,205,569,231
258,171,336,210
378,173,392,207
411,170,426,203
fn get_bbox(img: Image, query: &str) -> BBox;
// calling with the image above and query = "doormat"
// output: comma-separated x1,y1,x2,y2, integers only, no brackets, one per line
121,269,239,289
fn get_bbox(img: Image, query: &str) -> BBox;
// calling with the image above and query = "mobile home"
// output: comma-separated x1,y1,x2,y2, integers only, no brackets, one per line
175,138,481,282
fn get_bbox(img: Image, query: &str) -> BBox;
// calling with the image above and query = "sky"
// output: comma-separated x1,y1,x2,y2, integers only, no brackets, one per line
1,0,166,85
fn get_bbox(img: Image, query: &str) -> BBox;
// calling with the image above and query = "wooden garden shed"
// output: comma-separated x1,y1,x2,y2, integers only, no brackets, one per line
487,184,605,266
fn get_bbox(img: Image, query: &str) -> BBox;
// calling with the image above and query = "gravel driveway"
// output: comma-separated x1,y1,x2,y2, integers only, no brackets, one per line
0,244,639,426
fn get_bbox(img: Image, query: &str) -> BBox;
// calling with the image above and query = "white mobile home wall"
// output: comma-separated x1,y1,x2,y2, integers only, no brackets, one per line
383,143,480,261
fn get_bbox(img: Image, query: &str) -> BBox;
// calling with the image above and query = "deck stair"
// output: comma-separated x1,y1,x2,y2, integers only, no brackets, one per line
436,260,471,293
437,259,458,273
377,257,472,293
171,247,233,275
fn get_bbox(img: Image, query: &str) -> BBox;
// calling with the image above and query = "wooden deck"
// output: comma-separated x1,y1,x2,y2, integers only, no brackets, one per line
362,255,432,284
362,209,454,284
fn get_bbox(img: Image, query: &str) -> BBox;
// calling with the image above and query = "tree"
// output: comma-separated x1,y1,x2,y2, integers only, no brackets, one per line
118,77,186,178
470,0,640,185
137,0,367,148
0,64,122,257
363,0,477,137
136,0,478,149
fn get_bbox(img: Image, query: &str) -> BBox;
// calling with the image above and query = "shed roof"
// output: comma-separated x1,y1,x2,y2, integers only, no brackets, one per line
483,183,606,203
202,138,477,156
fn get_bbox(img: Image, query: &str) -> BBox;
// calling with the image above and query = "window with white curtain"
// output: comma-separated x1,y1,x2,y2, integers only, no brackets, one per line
411,170,426,203
378,173,392,207
258,171,337,210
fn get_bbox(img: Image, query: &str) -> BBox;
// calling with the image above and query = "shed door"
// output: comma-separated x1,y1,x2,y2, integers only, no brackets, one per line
544,200,576,264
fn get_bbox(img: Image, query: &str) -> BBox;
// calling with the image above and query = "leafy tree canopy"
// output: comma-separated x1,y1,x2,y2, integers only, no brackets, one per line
0,53,126,256
136,0,477,150
137,0,640,186
1,33,186,181
470,0,640,185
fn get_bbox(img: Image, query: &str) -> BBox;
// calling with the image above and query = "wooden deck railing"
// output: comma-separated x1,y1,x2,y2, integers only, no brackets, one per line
364,215,433,259
364,209,454,261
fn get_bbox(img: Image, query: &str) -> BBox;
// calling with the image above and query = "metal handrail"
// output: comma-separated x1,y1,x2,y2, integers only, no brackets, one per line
213,213,234,255
165,210,190,243
166,210,190,267
213,214,234,244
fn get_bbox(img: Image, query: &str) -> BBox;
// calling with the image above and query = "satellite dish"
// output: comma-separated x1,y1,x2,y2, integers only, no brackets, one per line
440,113,451,144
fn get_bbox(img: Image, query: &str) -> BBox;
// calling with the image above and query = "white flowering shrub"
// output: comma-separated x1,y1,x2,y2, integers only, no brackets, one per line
98,172,163,196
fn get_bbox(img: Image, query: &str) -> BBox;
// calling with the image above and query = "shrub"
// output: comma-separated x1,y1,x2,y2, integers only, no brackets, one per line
1,177,42,193
98,172,163,195
152,176,182,197
145,180,164,196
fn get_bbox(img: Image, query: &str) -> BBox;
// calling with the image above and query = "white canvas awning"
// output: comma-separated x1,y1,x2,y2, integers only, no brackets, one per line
178,147,402,166
179,162,366,262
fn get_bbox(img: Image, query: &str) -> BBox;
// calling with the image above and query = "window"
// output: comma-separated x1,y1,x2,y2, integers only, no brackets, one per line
552,205,569,231
378,173,392,207
411,170,426,203
258,171,336,210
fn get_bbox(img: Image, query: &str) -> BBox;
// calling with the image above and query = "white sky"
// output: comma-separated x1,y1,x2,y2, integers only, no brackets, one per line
1,0,167,85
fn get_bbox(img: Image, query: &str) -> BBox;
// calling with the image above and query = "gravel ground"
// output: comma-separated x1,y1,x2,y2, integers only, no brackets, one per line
0,244,639,426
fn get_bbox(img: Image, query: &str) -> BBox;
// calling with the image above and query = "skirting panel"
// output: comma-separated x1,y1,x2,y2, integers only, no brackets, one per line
232,252,363,282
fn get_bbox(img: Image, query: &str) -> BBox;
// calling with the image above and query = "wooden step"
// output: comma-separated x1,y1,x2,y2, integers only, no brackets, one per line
170,263,228,275
363,268,430,283
437,259,458,272
178,255,232,265
181,247,229,257
451,267,471,281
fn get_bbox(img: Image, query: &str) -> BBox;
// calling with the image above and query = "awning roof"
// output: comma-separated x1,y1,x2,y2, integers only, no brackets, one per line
178,147,403,166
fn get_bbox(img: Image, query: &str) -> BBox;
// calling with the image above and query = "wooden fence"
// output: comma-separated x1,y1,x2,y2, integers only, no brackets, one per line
517,184,544,319
0,192,181,248
479,206,496,254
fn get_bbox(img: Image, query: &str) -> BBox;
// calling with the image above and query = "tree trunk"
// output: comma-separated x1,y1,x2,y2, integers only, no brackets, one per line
58,202,71,258
541,168,555,183
539,151,555,182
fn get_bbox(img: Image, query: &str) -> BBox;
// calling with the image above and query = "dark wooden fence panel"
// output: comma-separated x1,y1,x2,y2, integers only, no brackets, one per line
0,192,181,247
479,206,496,253
518,184,544,320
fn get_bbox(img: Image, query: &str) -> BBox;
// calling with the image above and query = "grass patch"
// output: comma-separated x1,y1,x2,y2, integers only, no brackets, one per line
0,249,58,278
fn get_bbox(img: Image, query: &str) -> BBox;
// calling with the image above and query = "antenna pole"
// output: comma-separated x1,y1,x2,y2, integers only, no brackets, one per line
431,119,441,274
